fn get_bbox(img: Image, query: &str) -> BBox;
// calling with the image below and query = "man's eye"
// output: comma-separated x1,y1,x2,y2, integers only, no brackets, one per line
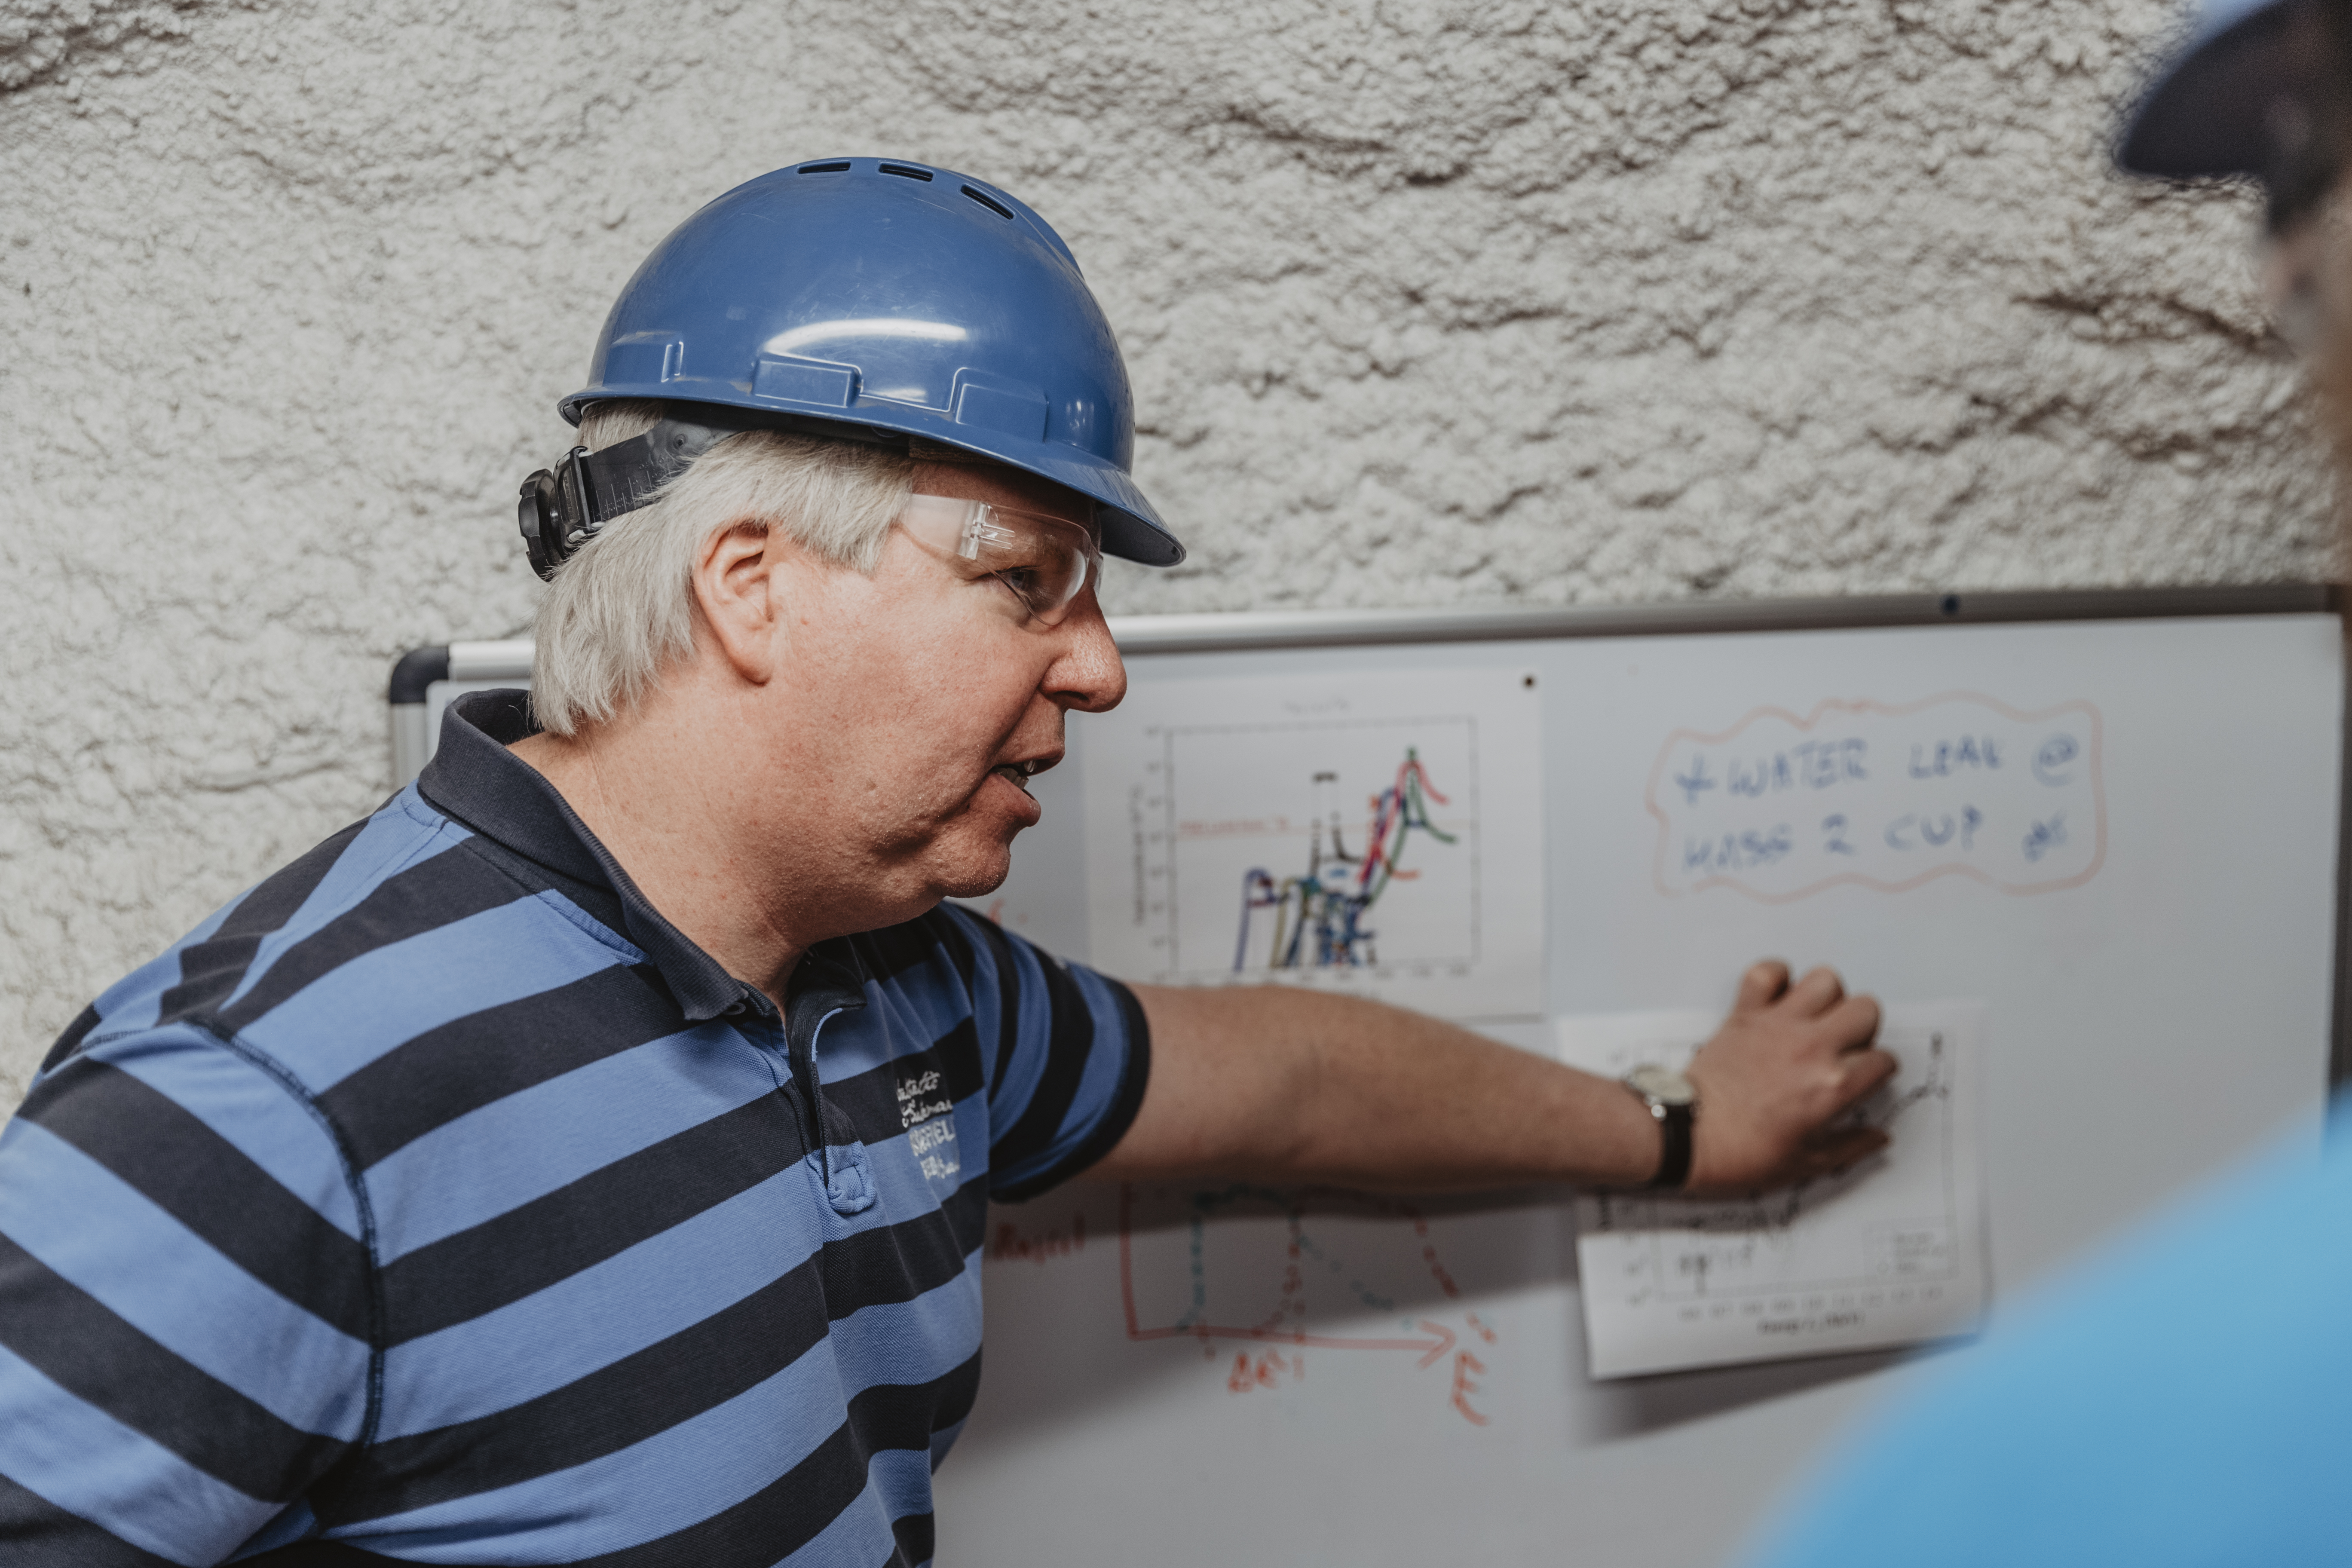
992,569,1046,608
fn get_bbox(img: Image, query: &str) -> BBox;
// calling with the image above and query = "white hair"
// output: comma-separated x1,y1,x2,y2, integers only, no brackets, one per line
529,401,914,736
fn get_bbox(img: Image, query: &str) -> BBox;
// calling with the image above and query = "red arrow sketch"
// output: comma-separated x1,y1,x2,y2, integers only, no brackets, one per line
1119,1183,1468,1359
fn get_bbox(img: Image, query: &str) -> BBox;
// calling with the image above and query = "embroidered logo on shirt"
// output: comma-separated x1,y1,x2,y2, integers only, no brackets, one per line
896,1069,959,1180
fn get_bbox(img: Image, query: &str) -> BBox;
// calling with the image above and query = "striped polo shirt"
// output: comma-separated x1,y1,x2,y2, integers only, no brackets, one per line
0,689,1149,1567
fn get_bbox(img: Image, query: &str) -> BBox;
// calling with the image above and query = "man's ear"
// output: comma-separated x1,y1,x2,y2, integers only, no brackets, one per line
691,520,787,685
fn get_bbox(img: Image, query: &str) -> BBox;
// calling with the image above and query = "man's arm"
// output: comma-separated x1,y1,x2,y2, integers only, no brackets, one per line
1090,961,1895,1197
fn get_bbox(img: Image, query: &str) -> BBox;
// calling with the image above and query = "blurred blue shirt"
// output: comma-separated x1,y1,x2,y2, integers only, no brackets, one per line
1747,1091,2352,1568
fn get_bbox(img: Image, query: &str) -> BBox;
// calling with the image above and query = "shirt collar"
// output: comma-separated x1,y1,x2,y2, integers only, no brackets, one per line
414,689,867,1024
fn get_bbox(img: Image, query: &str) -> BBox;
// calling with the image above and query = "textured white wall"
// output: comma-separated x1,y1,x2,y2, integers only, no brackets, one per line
0,0,2330,1105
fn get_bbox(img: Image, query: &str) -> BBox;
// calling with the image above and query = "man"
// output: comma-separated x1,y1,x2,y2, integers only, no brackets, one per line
0,159,1893,1566
1744,7,2352,1565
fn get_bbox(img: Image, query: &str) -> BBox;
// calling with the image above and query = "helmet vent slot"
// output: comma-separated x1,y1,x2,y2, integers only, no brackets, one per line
797,161,851,174
879,162,935,181
961,185,1014,220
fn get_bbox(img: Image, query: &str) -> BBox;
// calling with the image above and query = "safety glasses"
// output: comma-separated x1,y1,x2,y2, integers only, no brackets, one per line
895,493,1102,628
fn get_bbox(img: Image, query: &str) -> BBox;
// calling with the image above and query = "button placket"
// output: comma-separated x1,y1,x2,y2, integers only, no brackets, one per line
804,1008,876,1216
723,992,813,1160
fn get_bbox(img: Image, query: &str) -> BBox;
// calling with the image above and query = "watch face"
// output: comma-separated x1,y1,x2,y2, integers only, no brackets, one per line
1626,1063,1697,1107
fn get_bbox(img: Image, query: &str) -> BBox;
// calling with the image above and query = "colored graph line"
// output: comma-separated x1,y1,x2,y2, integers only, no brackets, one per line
1233,747,1458,972
1119,1183,1462,1354
1107,1183,1504,1424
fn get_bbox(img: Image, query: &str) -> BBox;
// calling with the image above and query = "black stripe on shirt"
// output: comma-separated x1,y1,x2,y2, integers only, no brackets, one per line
378,1090,806,1344
931,906,981,994
441,827,631,950
942,912,1032,1102
891,1508,937,1568
36,1004,101,1075
818,1019,986,1146
852,916,962,989
211,846,536,1038
155,821,370,1026
238,1543,410,1565
985,951,1103,1181
322,1181,987,1525
0,1233,346,1503
318,962,679,1169
267,1361,981,1568
995,976,1151,1204
566,1354,984,1568
0,1471,182,1568
17,1056,373,1341
917,1340,983,1436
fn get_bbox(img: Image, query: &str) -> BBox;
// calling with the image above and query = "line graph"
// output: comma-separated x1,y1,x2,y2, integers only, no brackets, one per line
1117,1182,1506,1426
1601,1024,1959,1300
1175,718,1479,983
1083,667,1545,1020
1565,1001,1987,1378
1234,748,1459,973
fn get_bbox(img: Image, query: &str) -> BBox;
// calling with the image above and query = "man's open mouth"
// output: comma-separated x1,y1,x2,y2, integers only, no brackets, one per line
991,761,1042,796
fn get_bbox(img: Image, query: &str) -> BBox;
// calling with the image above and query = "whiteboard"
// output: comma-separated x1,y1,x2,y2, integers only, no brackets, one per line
928,591,2346,1568
388,589,2347,1566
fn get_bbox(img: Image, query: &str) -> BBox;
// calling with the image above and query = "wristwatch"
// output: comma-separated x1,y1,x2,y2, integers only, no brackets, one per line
1623,1063,1699,1191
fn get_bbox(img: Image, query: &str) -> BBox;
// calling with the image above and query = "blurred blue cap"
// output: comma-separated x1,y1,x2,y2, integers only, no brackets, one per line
2118,0,2342,197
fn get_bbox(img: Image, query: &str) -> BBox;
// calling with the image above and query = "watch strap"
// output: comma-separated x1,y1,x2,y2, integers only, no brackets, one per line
1646,1099,1694,1191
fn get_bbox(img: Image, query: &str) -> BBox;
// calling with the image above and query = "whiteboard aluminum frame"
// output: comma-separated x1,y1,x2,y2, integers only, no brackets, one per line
386,582,2350,1084
1102,583,2339,653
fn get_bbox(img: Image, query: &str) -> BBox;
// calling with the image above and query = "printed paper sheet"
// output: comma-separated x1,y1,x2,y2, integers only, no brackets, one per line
1562,1001,1989,1378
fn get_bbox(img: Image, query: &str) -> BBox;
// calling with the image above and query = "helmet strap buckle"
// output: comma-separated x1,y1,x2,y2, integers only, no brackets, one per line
517,445,599,582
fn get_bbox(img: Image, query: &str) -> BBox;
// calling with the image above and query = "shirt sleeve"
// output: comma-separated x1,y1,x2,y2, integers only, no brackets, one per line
934,907,1152,1202
0,1026,374,1566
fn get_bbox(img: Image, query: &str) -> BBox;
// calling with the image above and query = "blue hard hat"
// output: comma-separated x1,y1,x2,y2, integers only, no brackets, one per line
2118,0,2347,208
560,157,1182,567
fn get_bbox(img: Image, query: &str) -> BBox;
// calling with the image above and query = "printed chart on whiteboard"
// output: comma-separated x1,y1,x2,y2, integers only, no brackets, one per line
1084,667,1544,1020
1561,1001,1989,1379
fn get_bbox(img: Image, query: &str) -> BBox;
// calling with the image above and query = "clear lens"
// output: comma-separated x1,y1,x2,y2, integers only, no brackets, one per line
897,493,1100,626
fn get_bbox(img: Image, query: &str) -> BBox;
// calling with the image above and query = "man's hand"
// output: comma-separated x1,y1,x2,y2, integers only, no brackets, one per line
1682,961,1896,1197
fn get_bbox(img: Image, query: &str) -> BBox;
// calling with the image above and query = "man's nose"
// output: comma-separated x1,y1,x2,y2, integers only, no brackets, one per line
1047,594,1127,714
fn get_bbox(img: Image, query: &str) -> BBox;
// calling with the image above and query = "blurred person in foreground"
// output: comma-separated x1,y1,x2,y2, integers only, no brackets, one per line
1745,5,2352,1565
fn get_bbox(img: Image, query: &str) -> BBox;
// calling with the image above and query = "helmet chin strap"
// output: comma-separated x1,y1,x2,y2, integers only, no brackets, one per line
516,408,913,581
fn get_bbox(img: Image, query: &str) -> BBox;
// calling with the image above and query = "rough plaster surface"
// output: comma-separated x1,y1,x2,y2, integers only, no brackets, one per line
0,0,2332,1105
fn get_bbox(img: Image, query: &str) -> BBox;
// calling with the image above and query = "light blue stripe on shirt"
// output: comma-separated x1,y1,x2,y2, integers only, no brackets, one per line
0,1121,371,1439
222,799,466,1014
377,1162,826,1438
1028,960,1138,1173
0,1340,273,1566
967,924,1060,1121
238,892,634,1093
815,978,972,1084
364,1023,775,1262
95,1029,366,1242
862,1096,988,1200
76,889,251,1042
820,1247,984,1385
354,1271,983,1562
377,1134,982,1438
780,1446,940,1568
814,1110,988,1241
